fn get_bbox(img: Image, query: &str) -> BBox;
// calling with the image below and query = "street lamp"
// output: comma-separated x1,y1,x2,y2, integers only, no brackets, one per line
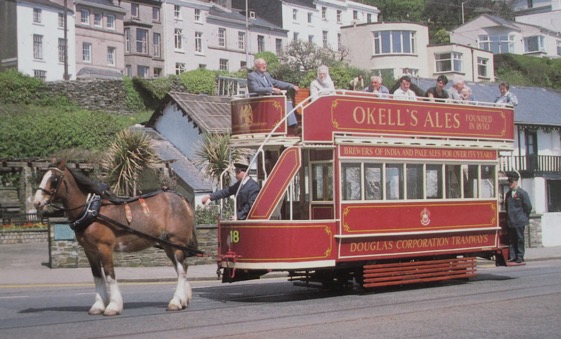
63,0,69,80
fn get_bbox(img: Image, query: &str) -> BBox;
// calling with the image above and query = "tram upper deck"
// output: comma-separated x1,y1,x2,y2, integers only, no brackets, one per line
230,90,515,150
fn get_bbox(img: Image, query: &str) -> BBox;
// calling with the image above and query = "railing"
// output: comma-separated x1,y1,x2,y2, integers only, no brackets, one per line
500,155,561,173
1,213,45,226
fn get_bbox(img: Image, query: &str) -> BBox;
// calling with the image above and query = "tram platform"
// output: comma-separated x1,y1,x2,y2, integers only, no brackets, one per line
1,242,560,286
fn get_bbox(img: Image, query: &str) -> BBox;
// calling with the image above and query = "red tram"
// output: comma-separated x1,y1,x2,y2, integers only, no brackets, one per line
216,90,514,289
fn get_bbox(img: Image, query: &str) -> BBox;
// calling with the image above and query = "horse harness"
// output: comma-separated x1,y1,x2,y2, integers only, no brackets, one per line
66,193,203,256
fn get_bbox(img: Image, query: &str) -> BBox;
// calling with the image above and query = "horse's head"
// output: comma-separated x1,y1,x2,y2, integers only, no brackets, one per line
33,159,67,210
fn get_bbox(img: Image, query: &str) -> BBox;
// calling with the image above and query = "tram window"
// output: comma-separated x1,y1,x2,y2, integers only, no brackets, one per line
342,163,361,200
445,165,462,199
463,165,479,198
312,163,333,201
386,164,404,200
406,164,423,199
480,165,495,198
426,164,443,199
365,164,383,200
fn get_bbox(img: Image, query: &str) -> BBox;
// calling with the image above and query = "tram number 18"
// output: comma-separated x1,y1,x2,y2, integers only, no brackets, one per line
229,230,240,244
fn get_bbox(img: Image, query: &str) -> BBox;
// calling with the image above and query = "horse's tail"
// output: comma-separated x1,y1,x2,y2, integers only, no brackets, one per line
182,196,199,255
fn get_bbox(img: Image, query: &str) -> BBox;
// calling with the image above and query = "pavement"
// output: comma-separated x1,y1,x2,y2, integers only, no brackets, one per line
1,242,561,286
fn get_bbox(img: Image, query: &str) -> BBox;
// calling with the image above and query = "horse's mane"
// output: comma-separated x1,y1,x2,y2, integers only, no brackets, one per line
68,168,108,196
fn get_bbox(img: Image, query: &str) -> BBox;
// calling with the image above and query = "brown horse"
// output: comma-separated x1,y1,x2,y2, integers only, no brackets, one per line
33,159,197,316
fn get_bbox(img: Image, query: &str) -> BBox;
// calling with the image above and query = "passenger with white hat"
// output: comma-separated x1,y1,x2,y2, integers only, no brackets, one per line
201,158,260,220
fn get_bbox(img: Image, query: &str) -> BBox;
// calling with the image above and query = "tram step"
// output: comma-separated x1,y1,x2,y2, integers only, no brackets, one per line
362,257,477,288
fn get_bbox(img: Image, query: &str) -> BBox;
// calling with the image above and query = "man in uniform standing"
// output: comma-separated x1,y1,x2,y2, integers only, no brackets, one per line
504,172,532,263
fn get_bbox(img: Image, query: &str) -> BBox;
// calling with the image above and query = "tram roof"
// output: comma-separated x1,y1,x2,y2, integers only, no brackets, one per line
412,78,561,128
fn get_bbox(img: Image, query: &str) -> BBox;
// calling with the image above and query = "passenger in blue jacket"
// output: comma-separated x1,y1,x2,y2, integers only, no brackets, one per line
504,172,532,263
201,159,260,220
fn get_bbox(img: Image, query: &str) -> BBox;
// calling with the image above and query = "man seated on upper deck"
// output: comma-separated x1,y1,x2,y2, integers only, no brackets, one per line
363,75,389,98
201,158,260,221
425,75,449,102
247,58,301,135
446,76,465,101
392,76,417,101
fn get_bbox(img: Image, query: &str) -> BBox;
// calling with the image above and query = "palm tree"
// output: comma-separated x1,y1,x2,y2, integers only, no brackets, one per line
101,129,159,196
193,133,251,187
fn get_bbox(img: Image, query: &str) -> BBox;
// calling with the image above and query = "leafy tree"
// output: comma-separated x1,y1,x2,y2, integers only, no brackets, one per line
178,68,217,95
101,129,159,196
363,0,425,22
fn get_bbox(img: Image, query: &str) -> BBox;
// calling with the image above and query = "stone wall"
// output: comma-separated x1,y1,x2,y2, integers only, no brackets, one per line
0,229,48,244
46,79,133,114
48,223,217,268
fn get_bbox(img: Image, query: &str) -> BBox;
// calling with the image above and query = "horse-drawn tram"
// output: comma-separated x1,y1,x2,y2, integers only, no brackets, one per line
217,90,515,289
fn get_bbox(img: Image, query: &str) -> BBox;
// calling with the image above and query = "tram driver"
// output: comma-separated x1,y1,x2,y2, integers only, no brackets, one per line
201,159,260,220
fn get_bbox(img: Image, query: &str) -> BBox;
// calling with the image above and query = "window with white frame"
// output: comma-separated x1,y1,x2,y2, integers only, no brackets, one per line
257,35,264,52
174,5,180,19
374,30,416,55
131,3,139,18
435,52,462,72
58,13,64,28
137,65,149,78
33,35,43,60
175,62,185,75
107,47,116,66
94,12,102,27
81,9,89,25
238,31,245,50
153,33,161,57
136,28,148,54
477,57,488,78
293,32,299,41
276,39,282,55
152,7,160,22
58,38,65,63
82,42,92,62
322,7,326,20
33,8,41,23
293,9,297,20
125,28,131,53
107,15,115,29
337,33,342,51
353,10,358,20
218,27,226,47
195,9,201,22
125,65,132,77
478,34,513,54
308,12,312,24
195,32,203,53
337,10,341,23
174,29,183,50
219,58,229,71
154,68,162,77
322,31,328,48
367,13,372,23
524,35,545,53
308,35,314,44
33,70,46,80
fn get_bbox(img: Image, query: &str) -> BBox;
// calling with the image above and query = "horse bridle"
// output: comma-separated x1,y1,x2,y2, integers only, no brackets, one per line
38,167,66,206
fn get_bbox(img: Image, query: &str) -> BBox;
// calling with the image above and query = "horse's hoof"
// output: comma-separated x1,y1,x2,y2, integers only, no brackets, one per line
88,307,104,315
103,309,121,316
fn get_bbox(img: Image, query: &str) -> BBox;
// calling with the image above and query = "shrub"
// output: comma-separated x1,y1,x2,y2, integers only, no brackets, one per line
0,70,47,104
178,69,217,95
123,77,145,110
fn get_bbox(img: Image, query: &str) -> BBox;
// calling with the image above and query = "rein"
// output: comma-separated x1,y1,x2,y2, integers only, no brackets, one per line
95,213,204,256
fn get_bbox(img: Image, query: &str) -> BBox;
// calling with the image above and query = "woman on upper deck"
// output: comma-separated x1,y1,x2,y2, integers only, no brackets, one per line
310,65,335,101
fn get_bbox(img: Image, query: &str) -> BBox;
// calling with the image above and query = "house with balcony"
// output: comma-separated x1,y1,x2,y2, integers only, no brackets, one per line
0,0,76,81
341,22,494,82
450,14,561,59
231,0,379,52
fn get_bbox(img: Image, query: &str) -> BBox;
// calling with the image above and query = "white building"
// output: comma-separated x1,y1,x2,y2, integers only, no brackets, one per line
163,0,287,74
231,0,379,52
341,22,494,82
451,13,561,59
0,0,76,81
514,0,561,34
